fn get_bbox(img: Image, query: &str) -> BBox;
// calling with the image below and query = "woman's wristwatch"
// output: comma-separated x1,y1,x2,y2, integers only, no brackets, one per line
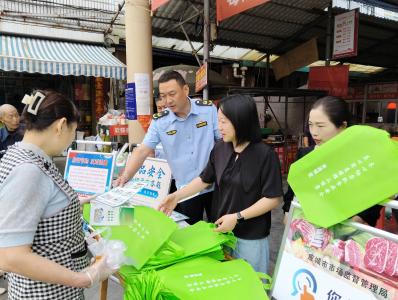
236,211,244,223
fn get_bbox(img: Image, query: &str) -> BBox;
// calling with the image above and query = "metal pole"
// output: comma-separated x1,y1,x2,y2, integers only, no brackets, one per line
203,0,210,100
125,0,153,144
284,95,288,131
325,1,333,66
362,84,368,124
264,54,270,129
265,53,270,88
180,25,202,67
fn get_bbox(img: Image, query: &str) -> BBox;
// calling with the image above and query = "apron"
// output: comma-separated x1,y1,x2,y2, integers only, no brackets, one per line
0,145,89,299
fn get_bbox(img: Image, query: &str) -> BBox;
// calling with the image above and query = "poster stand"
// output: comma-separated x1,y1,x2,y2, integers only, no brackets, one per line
64,149,116,197
271,200,398,300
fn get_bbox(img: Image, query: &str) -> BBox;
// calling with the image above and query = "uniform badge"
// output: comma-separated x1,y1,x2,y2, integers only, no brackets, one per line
196,121,208,128
166,130,177,135
195,100,213,106
153,110,169,120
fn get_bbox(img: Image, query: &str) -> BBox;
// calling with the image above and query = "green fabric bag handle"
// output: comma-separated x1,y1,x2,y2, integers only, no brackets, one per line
147,240,185,266
145,221,237,269
122,270,179,300
257,272,272,290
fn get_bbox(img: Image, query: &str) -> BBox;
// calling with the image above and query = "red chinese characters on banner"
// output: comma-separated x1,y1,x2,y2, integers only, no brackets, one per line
367,82,398,100
152,0,170,12
195,63,208,93
216,0,269,22
308,65,350,97
109,125,128,136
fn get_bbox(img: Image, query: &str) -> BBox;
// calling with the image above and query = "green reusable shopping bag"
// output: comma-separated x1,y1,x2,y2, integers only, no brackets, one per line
146,221,236,267
83,204,178,270
157,257,270,300
122,257,221,300
119,221,235,275
288,125,398,228
109,206,178,270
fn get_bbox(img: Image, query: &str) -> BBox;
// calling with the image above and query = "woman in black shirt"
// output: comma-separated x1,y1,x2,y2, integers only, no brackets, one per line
159,94,283,273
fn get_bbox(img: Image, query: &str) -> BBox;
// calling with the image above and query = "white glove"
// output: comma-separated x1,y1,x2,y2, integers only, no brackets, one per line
82,255,117,287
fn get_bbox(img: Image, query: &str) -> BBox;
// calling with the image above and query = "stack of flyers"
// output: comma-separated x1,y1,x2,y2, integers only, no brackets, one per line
95,180,150,207
170,211,189,222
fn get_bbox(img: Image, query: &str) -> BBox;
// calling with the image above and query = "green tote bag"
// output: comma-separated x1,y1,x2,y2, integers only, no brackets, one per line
83,204,178,270
109,206,177,270
157,257,270,300
146,221,236,267
288,125,398,227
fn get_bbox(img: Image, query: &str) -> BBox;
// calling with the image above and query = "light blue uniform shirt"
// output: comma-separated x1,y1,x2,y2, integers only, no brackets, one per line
143,98,221,193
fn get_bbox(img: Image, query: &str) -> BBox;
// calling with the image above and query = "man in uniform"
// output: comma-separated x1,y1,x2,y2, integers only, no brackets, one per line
115,71,220,224
155,96,166,113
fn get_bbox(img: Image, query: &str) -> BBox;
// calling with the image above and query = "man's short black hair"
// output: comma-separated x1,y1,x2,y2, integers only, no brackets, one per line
158,71,187,87
219,94,262,146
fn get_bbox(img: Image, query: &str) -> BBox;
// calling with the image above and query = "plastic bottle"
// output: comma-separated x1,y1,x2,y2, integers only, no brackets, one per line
103,129,111,153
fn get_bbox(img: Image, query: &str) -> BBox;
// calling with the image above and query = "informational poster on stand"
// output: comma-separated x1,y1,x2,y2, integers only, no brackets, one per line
332,9,359,59
272,203,398,300
64,150,115,197
89,157,187,225
129,157,172,207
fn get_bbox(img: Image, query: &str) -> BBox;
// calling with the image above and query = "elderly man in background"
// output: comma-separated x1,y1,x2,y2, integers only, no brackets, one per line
0,104,23,294
0,104,24,157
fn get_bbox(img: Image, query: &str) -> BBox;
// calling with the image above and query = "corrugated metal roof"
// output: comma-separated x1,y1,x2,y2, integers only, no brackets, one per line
152,0,331,53
155,0,398,69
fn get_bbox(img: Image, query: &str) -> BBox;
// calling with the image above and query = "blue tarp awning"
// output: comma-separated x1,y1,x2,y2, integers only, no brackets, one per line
0,35,126,80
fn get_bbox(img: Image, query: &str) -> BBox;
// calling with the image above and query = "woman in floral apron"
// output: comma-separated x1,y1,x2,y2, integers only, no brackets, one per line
0,91,114,299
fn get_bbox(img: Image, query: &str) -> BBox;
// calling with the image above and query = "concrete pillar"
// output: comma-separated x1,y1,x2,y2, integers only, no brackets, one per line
125,0,153,144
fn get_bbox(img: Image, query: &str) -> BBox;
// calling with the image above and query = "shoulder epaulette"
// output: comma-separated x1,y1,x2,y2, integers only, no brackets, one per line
153,110,169,120
195,100,213,106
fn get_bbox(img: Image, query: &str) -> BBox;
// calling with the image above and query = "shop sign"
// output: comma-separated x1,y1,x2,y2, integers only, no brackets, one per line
272,204,398,300
367,82,398,100
64,150,115,196
195,63,208,93
152,0,170,11
125,82,137,120
308,65,349,97
333,9,359,59
109,124,128,136
216,0,269,22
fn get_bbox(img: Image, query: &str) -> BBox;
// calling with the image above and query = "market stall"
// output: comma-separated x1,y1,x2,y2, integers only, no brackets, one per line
272,125,398,299
73,154,272,299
